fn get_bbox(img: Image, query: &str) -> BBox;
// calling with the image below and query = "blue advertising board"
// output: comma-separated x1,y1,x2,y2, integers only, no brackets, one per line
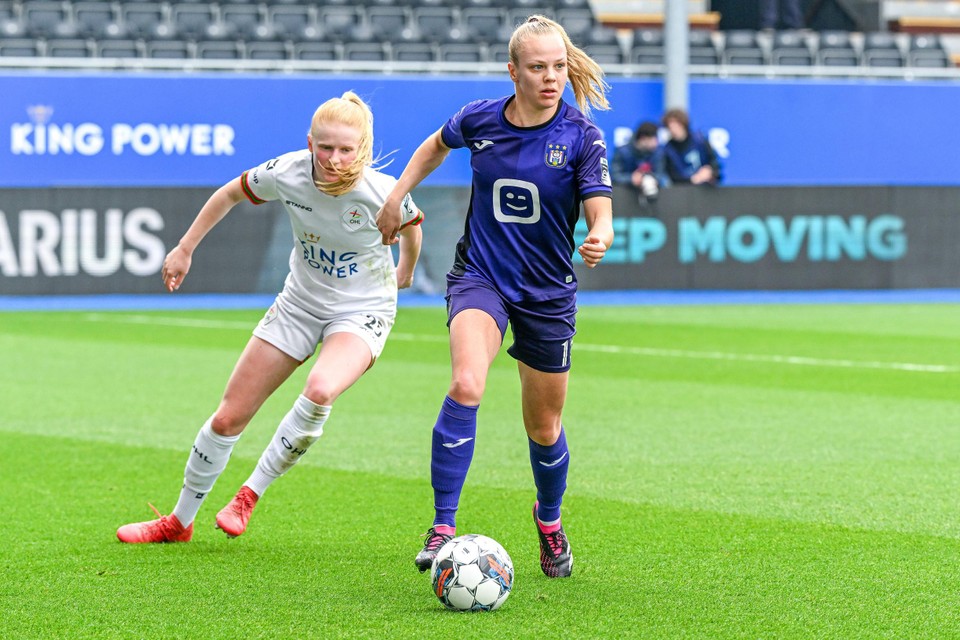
1,72,958,187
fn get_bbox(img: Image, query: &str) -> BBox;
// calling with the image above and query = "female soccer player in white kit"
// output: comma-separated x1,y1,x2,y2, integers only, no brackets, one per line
117,91,423,543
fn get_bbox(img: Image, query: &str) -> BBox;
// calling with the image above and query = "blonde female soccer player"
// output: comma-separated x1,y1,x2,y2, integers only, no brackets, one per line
377,16,614,578
117,91,423,543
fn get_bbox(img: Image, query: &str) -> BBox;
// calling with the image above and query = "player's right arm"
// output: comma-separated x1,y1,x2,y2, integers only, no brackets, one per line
376,128,450,245
162,177,246,292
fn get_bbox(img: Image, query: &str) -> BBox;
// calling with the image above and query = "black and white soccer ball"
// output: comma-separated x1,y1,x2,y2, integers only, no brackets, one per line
431,534,514,612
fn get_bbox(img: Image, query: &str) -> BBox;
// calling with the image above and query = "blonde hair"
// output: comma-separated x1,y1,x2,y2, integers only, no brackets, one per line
309,91,375,196
508,15,611,118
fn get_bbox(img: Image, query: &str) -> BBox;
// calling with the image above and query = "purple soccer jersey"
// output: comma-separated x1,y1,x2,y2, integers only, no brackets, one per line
441,96,612,303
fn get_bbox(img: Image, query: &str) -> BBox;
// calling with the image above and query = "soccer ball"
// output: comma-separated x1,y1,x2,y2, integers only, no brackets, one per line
431,534,514,612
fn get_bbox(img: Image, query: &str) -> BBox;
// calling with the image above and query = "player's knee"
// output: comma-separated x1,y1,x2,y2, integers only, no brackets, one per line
302,379,340,406
448,373,485,405
210,410,248,437
525,418,562,446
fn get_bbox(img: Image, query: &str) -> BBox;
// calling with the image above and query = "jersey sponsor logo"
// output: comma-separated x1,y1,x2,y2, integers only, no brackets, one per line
493,179,541,225
545,143,568,168
285,199,312,212
473,139,495,150
299,236,360,278
341,206,368,232
592,139,607,149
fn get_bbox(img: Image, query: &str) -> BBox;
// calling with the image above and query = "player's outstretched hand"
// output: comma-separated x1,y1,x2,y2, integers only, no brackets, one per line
375,201,401,246
161,245,192,292
577,235,608,268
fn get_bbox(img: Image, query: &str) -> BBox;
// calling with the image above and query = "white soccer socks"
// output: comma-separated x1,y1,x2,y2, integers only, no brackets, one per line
245,394,330,497
172,418,241,527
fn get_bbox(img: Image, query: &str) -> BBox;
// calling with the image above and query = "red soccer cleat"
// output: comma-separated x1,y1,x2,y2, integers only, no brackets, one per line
215,486,259,538
117,504,193,544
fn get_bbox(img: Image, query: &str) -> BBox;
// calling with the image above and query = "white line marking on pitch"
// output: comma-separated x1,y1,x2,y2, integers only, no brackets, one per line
83,314,958,374
570,343,958,373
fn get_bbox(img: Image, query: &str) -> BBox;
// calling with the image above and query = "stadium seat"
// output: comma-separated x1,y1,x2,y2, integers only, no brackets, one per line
96,39,142,58
197,40,241,59
343,42,388,61
221,5,267,40
317,6,360,40
367,6,409,39
245,40,289,60
584,43,624,65
22,1,71,38
293,41,339,60
21,0,70,38
683,29,720,65
489,40,511,63
46,39,92,58
413,6,458,43
771,30,813,66
908,34,949,68
0,38,40,56
391,41,435,62
723,30,765,65
171,4,218,41
817,30,857,67
0,15,26,39
74,2,120,39
269,5,319,42
147,40,193,58
122,4,167,40
630,29,664,65
505,8,556,29
862,32,903,67
461,8,505,44
556,9,593,42
583,24,619,47
438,42,485,62
556,0,591,9
507,0,547,14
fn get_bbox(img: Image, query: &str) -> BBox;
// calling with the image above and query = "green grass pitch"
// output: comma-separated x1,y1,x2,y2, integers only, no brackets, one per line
2,301,959,638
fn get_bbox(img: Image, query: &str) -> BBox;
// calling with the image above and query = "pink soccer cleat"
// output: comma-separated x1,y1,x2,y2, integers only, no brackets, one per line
215,486,259,538
533,501,573,578
117,504,193,544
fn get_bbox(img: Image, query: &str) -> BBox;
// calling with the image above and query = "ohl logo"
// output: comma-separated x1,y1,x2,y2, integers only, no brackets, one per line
545,143,568,168
340,207,367,232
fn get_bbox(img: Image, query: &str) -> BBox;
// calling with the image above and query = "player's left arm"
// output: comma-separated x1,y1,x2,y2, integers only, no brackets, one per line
395,213,423,289
578,195,613,268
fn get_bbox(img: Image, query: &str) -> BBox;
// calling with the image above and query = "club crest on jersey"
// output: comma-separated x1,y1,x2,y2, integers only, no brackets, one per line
261,303,278,326
340,206,368,232
545,143,568,168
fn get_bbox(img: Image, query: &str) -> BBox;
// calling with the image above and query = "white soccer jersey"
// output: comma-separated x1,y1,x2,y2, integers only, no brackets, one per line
240,150,422,320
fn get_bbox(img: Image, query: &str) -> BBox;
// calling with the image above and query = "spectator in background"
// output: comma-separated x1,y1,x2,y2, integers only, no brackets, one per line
612,120,665,201
661,107,721,186
760,0,804,31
